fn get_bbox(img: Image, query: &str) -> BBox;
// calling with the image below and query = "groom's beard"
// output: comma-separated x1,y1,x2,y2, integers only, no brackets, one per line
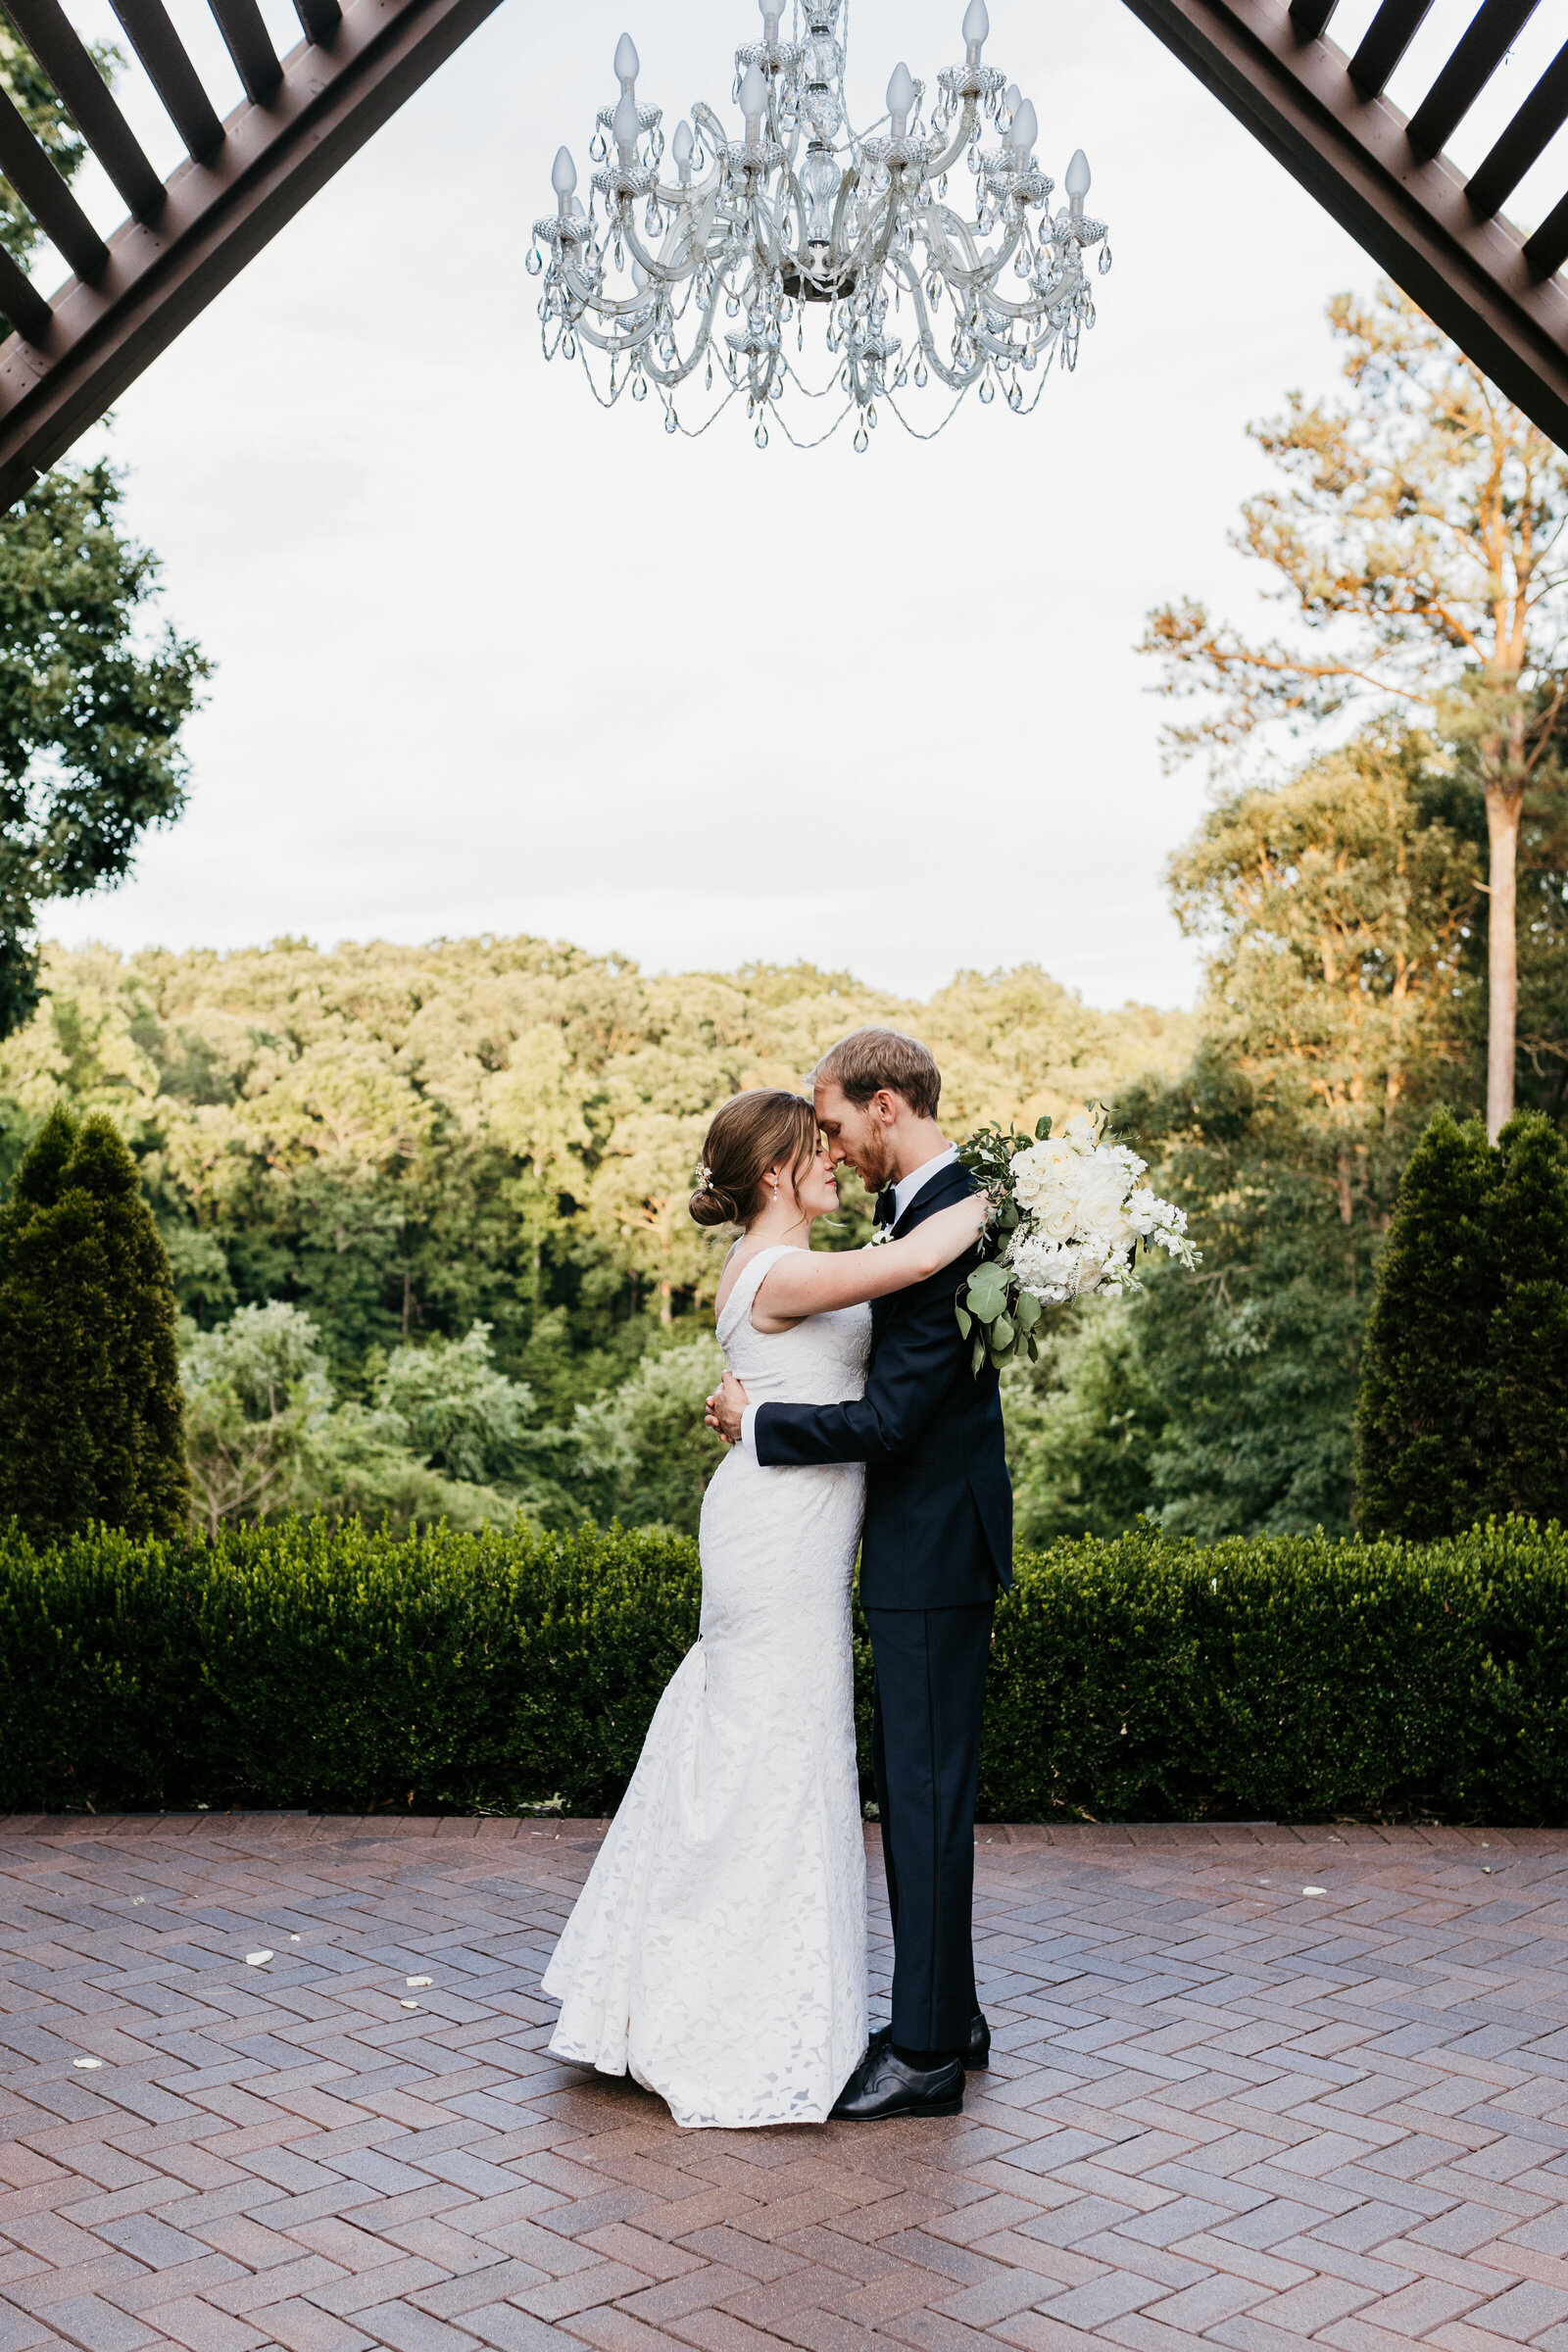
849,1137,896,1194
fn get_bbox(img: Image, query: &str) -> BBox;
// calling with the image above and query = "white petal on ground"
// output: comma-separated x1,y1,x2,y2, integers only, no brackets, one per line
245,1950,274,1966
1302,1887,1327,1897
72,2057,103,2069
406,1976,432,1987
400,1999,419,2009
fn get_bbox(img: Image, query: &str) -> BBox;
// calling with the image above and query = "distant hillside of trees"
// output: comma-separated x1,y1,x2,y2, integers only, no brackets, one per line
0,938,1195,1417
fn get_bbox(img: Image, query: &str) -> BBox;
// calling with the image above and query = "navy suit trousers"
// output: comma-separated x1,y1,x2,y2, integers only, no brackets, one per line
866,1599,994,2052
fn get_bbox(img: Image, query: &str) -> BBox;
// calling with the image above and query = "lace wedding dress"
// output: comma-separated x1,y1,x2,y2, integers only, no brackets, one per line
542,1245,870,2130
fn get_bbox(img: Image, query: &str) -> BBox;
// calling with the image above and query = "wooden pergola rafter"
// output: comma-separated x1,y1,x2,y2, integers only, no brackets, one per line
0,0,507,504
1121,0,1568,447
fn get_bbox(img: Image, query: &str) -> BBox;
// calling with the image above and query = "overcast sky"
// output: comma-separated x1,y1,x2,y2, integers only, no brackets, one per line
36,0,1568,1009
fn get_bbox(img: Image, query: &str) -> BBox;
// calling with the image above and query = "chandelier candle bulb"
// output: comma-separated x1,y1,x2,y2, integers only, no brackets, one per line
530,0,1108,447
1066,147,1092,213
612,90,640,163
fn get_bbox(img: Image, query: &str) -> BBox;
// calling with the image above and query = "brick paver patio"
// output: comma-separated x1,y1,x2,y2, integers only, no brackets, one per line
2,1816,1567,2352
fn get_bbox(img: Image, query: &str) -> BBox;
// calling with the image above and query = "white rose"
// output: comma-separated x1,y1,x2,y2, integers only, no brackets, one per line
1071,1163,1131,1232
1033,1197,1080,1241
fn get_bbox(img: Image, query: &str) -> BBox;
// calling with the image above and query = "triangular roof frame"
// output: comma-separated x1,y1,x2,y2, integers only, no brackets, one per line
0,0,1560,505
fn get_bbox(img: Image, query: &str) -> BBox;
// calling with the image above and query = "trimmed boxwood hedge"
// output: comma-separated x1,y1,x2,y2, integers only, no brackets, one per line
4,1515,1568,1822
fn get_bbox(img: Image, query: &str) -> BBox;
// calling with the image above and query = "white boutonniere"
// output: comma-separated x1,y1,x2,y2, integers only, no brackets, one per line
866,1224,896,1248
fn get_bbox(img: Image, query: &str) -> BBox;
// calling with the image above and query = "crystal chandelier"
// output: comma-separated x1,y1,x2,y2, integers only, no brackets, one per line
527,1,1110,452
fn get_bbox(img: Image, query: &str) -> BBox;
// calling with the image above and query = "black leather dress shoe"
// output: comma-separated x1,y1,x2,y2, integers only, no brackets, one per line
869,2010,990,2072
831,2045,964,2121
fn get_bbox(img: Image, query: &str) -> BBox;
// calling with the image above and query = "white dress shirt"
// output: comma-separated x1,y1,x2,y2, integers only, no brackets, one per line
737,1144,959,1454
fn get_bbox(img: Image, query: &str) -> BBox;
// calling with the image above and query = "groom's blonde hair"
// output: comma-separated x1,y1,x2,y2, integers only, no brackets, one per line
809,1028,941,1121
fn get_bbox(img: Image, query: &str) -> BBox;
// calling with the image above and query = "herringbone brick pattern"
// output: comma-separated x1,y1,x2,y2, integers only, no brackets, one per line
1,1818,1566,2352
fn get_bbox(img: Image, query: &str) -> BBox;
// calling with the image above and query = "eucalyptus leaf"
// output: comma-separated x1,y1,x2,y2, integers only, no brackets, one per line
956,1305,972,1340
966,1262,1009,1322
1014,1291,1041,1330
993,1313,1015,1350
1036,1115,1053,1140
971,1336,986,1377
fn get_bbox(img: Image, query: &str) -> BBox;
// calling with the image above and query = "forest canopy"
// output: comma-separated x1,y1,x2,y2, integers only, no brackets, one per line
0,936,1196,1426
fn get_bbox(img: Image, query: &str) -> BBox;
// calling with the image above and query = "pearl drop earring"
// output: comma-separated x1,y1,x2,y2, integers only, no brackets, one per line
770,1172,780,1202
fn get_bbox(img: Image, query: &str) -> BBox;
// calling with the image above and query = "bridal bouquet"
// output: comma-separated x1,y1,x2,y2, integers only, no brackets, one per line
956,1105,1198,1374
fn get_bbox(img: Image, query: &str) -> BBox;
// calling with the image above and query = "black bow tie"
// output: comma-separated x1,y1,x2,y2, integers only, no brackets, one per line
873,1189,898,1230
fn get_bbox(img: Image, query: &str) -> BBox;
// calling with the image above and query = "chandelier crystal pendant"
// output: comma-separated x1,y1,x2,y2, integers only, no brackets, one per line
527,0,1110,452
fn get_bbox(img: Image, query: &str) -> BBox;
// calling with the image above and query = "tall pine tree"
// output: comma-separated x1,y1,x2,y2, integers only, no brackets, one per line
0,1106,188,1542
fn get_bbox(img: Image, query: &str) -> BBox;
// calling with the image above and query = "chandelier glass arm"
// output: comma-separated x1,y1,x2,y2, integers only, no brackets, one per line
638,297,725,387
924,95,981,181
618,205,710,287
572,311,660,358
891,256,988,390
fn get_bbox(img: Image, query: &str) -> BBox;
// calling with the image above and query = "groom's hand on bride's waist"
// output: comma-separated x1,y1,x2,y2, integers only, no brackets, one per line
706,1371,750,1445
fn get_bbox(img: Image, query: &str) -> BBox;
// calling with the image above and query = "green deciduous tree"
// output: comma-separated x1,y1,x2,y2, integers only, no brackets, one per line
1355,1108,1568,1537
568,1334,725,1537
1143,283,1568,1138
0,1104,188,1541
181,1301,563,1538
1084,727,1481,1540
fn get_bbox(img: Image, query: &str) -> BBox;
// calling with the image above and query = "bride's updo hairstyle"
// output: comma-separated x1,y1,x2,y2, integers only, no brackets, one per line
691,1090,817,1230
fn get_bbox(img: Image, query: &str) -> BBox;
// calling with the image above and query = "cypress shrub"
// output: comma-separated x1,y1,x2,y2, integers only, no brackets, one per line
5,1515,1568,1824
1355,1108,1568,1537
0,1106,188,1543
1484,1113,1568,1521
1354,1108,1494,1537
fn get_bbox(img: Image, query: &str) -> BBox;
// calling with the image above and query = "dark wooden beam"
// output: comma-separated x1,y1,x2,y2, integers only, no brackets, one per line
1467,39,1568,220
1117,0,1568,448
108,0,224,162
3,0,165,220
0,0,507,504
1407,0,1541,161
1529,190,1568,281
0,240,49,342
206,0,281,107
1349,0,1436,100
0,82,107,278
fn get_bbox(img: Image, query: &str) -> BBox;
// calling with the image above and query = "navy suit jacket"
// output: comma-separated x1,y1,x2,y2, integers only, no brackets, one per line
753,1158,1013,1609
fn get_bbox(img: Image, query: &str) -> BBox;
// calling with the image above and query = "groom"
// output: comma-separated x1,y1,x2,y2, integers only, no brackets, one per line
708,1027,1011,2121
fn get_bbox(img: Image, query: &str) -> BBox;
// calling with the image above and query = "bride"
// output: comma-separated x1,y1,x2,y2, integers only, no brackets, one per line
541,1087,986,2130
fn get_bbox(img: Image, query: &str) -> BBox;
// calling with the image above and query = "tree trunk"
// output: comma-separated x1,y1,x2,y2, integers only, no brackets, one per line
1486,779,1522,1141
660,1277,673,1327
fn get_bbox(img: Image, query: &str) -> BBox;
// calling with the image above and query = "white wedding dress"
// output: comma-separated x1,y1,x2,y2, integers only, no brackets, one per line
542,1245,870,2130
